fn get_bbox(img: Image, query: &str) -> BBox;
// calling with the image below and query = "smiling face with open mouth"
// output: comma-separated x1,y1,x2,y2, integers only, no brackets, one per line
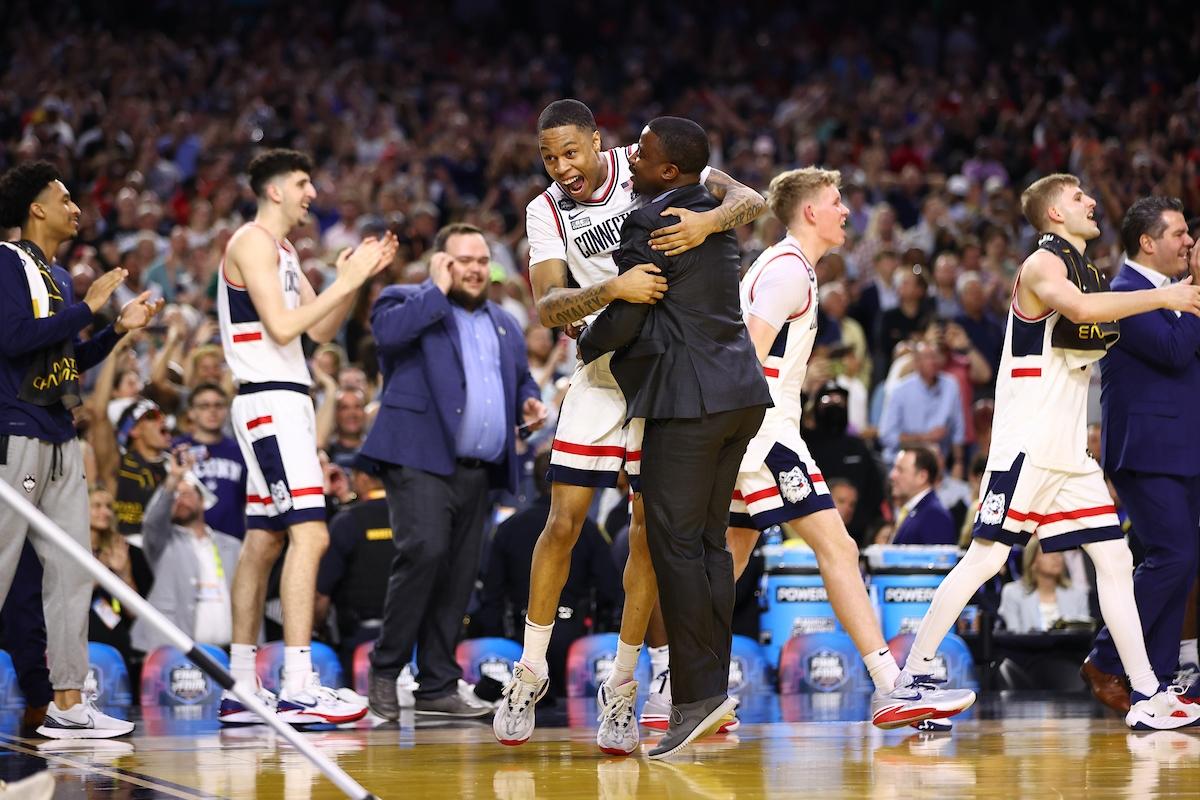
444,230,492,310
1057,185,1101,241
538,124,607,201
277,170,317,229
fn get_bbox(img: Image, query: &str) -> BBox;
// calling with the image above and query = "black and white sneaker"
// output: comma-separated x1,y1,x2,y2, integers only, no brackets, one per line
35,700,134,739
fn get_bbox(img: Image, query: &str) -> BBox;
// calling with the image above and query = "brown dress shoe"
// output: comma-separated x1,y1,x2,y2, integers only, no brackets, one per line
1080,659,1131,714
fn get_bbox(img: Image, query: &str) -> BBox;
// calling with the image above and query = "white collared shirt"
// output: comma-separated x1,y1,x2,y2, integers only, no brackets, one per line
1127,259,1179,317
1127,258,1172,288
901,488,932,517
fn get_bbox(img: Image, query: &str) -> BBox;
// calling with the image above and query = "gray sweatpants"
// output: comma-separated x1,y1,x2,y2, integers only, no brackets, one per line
0,435,90,690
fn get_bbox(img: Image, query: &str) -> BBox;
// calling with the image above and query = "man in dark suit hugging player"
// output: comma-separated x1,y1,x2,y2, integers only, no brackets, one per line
578,117,771,759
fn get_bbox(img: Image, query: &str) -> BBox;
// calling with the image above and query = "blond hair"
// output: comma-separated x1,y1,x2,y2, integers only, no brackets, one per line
1020,173,1079,231
767,167,841,226
1020,539,1072,592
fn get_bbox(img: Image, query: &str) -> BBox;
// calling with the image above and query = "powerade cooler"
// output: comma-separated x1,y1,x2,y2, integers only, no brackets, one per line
761,542,842,667
865,545,961,640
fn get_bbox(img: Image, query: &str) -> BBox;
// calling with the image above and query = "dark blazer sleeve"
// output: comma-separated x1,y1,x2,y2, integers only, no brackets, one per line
370,281,453,356
1110,297,1200,373
576,211,661,363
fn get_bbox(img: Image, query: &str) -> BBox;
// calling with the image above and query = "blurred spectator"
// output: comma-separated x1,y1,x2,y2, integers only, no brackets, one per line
850,249,900,353
325,389,369,463
878,341,965,469
828,478,860,538
474,450,622,697
88,488,152,678
173,383,247,540
144,227,191,302
113,399,169,539
930,252,963,319
955,271,1005,374
131,449,240,652
877,267,932,379
998,542,1091,633
889,445,957,546
316,456,393,675
805,381,885,544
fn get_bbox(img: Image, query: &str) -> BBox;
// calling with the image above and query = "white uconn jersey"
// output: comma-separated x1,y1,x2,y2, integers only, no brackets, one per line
741,235,819,431
217,224,312,386
526,146,639,324
988,277,1095,475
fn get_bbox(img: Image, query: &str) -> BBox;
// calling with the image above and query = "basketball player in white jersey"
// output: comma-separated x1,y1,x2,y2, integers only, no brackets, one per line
494,100,765,753
897,173,1200,730
724,168,975,730
217,149,397,725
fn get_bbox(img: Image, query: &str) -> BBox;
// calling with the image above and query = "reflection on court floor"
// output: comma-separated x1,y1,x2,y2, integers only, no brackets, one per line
0,694,1196,799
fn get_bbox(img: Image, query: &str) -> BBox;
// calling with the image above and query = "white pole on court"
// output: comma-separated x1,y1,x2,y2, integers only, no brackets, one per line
0,478,379,800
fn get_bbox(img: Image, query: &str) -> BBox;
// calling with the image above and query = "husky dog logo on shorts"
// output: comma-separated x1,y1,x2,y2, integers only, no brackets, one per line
778,467,812,504
21,474,35,493
270,480,294,513
979,491,1006,526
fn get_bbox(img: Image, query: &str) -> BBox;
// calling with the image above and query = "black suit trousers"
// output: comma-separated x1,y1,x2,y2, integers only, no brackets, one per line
370,463,491,699
641,405,766,704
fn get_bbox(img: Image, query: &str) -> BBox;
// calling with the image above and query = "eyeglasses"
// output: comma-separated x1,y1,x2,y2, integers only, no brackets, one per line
192,402,227,411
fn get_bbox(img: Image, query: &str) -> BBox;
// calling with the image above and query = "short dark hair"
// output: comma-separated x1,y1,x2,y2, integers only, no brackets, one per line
647,116,709,175
433,222,484,253
537,99,596,134
1121,196,1184,256
189,382,228,406
0,161,61,229
902,445,940,486
247,149,313,198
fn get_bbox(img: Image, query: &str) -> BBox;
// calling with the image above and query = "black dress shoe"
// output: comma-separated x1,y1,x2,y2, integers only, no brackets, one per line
367,666,400,721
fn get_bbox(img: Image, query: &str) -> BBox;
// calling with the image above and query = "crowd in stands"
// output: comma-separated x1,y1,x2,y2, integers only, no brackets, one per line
3,0,1200,687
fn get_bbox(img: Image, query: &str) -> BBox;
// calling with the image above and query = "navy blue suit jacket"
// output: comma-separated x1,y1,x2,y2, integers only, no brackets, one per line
893,491,958,545
361,280,539,494
1099,264,1200,477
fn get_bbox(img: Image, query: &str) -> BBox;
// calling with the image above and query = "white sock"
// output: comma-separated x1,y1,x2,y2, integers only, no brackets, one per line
1083,539,1159,697
606,639,642,688
520,617,554,678
906,539,1010,670
1181,639,1198,668
864,646,902,692
283,646,313,695
231,643,258,686
648,644,670,677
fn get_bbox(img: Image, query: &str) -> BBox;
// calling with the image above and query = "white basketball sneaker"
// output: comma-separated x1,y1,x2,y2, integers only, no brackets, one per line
36,699,133,739
639,667,672,730
278,672,368,725
219,677,278,726
871,671,975,730
1125,686,1200,731
493,662,549,746
596,679,639,756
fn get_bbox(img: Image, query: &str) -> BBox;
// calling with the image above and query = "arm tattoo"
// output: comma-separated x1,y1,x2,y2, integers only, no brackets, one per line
704,172,767,231
712,189,765,231
538,283,613,326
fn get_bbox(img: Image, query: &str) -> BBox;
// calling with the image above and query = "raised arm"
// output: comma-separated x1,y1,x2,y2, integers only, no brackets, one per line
648,168,766,257
1019,249,1200,323
231,229,396,346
